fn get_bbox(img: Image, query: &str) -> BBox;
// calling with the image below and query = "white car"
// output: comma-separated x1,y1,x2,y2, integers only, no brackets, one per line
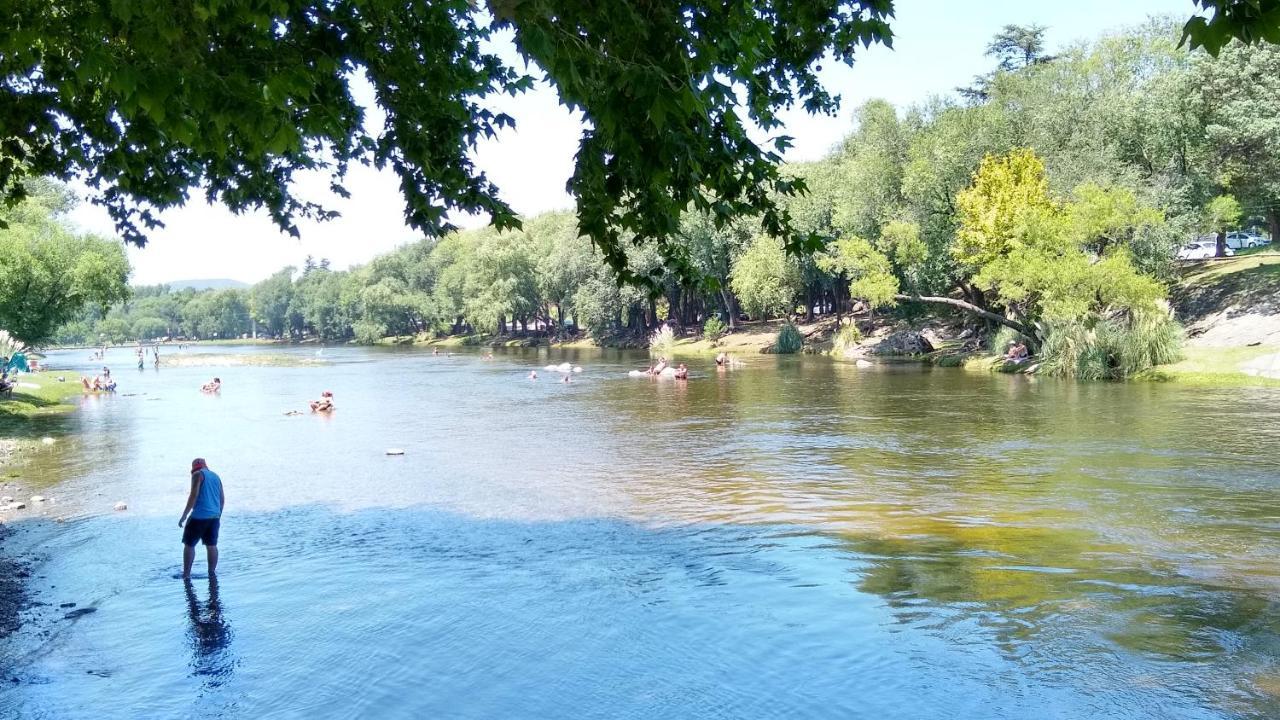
1224,231,1265,250
1176,240,1234,260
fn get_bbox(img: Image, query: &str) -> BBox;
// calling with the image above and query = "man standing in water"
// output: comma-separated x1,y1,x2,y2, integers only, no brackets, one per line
179,458,225,580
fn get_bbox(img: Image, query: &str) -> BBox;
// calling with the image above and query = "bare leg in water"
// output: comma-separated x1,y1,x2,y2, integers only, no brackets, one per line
183,544,218,578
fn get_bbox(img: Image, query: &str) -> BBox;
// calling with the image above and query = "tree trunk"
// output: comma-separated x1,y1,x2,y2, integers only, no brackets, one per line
1268,208,1279,245
719,288,736,330
1216,230,1227,258
895,294,1038,346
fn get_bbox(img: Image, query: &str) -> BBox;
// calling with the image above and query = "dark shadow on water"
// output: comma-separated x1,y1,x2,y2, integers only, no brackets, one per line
184,577,233,685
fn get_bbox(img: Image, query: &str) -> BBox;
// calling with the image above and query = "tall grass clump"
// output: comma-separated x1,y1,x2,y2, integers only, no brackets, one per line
830,322,863,356
701,316,727,344
649,324,676,356
987,325,1025,354
0,330,24,358
1102,312,1184,377
1040,313,1183,380
1038,322,1110,380
774,322,803,354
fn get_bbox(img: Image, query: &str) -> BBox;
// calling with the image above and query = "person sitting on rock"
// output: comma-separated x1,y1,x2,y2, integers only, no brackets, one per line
310,390,334,412
1005,341,1030,363
674,363,689,380
652,357,669,375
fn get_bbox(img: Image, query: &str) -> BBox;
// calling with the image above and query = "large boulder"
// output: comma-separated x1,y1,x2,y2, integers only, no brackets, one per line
872,330,935,356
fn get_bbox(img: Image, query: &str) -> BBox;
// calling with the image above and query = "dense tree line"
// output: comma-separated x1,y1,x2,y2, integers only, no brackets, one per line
50,23,1280,376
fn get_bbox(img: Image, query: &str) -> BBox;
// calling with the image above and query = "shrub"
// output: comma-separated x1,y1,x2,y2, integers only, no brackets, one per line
352,320,387,345
774,322,803,354
702,316,727,343
649,324,676,357
830,323,863,356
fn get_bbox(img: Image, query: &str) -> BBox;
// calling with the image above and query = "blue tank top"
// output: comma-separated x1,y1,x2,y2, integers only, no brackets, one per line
191,468,224,520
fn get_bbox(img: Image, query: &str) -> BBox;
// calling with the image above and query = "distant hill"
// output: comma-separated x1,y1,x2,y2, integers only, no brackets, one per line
154,278,250,291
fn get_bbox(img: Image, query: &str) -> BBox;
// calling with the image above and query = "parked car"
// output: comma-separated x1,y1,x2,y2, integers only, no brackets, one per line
1224,231,1266,250
1176,240,1235,260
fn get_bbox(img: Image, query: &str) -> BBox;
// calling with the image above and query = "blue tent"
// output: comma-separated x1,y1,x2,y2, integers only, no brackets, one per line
6,353,28,373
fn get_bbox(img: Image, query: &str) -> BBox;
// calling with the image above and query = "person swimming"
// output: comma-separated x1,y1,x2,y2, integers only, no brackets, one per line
309,390,334,412
674,363,688,380
201,377,221,393
528,371,538,381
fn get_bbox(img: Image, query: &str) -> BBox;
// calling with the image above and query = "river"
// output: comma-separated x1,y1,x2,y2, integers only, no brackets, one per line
0,345,1277,719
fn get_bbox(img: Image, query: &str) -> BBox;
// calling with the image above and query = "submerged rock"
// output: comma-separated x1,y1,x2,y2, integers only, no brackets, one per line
31,496,44,503
63,607,96,620
7,502,25,510
855,359,873,368
113,501,128,512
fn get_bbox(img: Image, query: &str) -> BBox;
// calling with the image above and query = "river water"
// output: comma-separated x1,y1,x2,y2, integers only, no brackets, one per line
1,345,1278,719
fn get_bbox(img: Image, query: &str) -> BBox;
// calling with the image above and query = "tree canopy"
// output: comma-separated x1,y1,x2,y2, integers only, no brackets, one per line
0,181,130,347
2,1,1277,288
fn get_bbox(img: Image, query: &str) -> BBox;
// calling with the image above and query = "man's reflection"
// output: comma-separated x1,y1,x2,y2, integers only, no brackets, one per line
185,577,234,684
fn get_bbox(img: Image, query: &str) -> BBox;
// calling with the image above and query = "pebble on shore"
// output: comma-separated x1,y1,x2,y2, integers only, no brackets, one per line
112,501,127,512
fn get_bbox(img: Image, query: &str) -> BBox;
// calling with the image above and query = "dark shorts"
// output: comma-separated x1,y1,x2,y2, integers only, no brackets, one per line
182,517,220,547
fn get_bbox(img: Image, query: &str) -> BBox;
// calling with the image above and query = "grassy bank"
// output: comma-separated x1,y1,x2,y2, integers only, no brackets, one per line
1134,346,1280,387
0,372,87,419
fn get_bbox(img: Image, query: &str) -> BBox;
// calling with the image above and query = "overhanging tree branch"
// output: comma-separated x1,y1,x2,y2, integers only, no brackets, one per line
894,293,1036,339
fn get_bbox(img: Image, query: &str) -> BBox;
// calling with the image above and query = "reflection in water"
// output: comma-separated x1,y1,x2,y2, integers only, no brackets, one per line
184,578,233,685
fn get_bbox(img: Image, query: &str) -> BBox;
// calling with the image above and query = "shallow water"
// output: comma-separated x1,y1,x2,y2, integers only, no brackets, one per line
1,345,1278,718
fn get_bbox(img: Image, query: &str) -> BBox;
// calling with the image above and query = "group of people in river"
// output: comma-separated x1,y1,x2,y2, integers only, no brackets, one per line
137,343,162,369
81,366,118,392
309,390,334,412
638,356,689,379
630,352,744,381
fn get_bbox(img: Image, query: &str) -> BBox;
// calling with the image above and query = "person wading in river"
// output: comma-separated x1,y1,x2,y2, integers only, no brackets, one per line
179,458,225,580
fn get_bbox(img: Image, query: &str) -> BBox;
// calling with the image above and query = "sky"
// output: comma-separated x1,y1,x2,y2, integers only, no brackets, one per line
68,0,1192,286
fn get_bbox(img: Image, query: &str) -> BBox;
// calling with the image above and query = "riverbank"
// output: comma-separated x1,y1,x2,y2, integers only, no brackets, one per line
0,372,87,420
